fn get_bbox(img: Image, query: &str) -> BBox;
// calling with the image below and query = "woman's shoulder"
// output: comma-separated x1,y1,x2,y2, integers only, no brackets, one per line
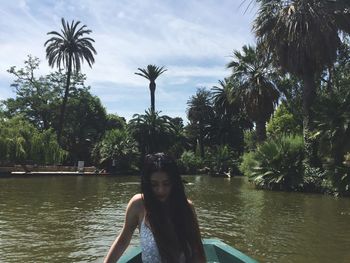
131,193,143,201
128,194,144,211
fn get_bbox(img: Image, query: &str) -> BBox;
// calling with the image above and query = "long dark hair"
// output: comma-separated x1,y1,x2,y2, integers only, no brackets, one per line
141,153,205,263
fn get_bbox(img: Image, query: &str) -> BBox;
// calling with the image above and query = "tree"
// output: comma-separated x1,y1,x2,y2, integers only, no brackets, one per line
267,103,302,138
167,117,189,159
5,56,108,165
212,79,236,117
5,56,88,131
0,116,66,165
187,88,214,158
227,45,279,142
313,40,350,194
5,56,60,130
135,65,167,113
92,128,139,174
57,88,108,165
45,18,97,143
106,114,126,130
129,109,176,155
253,0,350,165
211,79,248,153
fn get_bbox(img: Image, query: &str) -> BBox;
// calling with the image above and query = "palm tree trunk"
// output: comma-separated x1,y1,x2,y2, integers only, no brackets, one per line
255,119,267,143
57,55,72,144
302,73,318,167
149,81,156,113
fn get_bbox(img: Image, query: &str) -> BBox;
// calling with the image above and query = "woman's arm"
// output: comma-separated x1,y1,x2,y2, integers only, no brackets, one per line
104,195,140,263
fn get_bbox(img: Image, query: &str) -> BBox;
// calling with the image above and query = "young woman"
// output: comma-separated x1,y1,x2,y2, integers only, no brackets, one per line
104,152,206,263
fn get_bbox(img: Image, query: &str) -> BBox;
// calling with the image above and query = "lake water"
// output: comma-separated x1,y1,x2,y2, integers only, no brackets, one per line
0,175,350,262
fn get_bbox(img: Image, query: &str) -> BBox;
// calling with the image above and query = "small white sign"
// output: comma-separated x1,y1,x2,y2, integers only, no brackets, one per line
78,161,84,172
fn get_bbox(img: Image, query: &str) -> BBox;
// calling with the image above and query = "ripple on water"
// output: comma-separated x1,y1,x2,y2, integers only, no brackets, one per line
1,176,350,263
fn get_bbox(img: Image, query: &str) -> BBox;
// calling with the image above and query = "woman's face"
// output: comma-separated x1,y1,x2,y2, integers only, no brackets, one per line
150,171,172,202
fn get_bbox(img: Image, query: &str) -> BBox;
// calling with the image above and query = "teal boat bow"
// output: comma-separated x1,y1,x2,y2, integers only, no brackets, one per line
118,238,258,263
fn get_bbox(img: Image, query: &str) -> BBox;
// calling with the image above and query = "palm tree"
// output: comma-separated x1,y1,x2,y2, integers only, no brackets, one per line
253,0,350,165
227,45,279,142
212,78,236,116
187,88,214,158
45,18,97,143
129,109,175,154
93,129,139,174
211,79,247,152
135,65,167,113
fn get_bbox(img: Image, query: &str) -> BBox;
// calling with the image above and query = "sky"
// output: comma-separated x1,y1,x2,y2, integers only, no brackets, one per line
0,0,258,122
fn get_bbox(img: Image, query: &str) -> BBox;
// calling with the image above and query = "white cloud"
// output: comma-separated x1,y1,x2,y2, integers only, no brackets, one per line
0,0,257,121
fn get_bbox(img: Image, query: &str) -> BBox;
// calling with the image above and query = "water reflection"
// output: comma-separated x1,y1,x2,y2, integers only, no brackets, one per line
1,176,350,263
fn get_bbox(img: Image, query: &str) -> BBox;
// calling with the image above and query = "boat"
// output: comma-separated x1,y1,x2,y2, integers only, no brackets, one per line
118,238,258,263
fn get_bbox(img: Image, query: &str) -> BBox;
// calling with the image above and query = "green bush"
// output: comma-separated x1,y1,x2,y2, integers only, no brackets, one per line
301,164,328,193
178,151,203,174
92,128,139,174
267,103,302,137
243,130,257,152
205,145,239,176
239,151,258,178
247,135,304,190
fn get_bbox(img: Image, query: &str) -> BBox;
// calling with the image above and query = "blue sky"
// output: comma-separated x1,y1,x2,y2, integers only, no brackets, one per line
0,0,257,121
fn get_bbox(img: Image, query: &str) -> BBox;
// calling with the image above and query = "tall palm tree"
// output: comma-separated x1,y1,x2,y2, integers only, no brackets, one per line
227,45,279,142
211,79,245,150
187,88,214,158
135,65,167,113
253,0,350,165
45,18,97,143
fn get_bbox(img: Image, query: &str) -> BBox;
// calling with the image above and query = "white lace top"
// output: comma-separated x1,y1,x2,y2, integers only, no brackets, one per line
140,218,162,263
139,218,186,263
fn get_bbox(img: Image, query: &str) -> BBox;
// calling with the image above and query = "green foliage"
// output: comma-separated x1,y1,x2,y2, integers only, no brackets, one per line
92,128,139,174
106,114,126,130
129,109,177,154
5,55,61,129
205,145,238,176
239,151,259,178
313,64,350,195
210,79,248,154
166,117,188,159
254,0,349,77
301,164,329,194
178,151,203,174
254,0,350,168
4,56,108,164
135,65,167,82
45,18,97,141
30,129,67,164
314,92,350,164
58,88,108,164
243,130,257,152
187,88,214,158
247,135,304,190
0,116,66,164
135,64,167,113
45,18,96,71
227,45,279,142
267,103,302,137
274,75,303,127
